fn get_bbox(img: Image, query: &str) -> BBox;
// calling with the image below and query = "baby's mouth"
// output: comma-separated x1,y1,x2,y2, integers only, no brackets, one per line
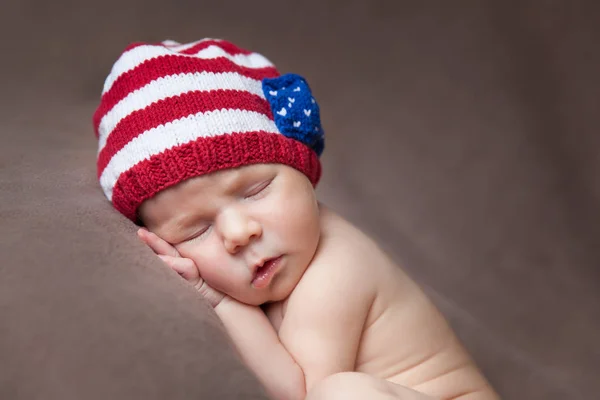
251,256,283,288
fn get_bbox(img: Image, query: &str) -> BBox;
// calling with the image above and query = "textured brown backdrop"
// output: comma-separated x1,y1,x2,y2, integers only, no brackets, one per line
1,1,599,399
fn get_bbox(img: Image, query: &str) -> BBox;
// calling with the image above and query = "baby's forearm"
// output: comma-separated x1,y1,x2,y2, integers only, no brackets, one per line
215,297,306,400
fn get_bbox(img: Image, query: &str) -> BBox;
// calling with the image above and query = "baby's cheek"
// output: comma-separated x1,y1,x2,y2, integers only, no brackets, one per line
273,204,319,255
275,184,316,219
196,262,230,291
286,192,319,229
195,251,236,292
181,235,219,263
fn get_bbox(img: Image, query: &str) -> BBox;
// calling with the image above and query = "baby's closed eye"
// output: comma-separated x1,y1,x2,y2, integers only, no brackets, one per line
243,179,273,200
184,225,212,242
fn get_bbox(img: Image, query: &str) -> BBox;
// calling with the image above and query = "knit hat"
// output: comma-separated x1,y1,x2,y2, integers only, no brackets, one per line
93,38,324,222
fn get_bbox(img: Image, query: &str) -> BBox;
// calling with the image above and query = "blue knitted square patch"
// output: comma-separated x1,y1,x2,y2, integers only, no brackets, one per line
262,73,324,156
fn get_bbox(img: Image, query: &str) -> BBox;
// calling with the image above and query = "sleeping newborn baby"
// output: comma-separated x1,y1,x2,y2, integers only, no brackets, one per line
94,38,498,400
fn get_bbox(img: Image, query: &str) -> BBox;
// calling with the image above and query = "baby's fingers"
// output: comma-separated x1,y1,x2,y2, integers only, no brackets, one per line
137,228,179,257
158,255,201,286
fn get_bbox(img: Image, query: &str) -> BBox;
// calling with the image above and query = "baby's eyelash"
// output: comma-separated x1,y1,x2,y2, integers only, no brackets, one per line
187,225,211,242
244,179,272,199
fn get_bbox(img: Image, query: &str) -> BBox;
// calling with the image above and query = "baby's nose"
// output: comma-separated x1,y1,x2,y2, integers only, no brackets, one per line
219,209,262,253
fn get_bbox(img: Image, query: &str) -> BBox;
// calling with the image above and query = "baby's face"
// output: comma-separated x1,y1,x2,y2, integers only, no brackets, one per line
139,164,321,305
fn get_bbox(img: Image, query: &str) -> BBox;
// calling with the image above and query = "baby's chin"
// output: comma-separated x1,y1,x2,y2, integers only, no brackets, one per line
231,284,294,306
241,291,290,306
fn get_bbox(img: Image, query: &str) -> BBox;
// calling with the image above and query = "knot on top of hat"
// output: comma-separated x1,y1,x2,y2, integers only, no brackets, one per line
262,73,324,156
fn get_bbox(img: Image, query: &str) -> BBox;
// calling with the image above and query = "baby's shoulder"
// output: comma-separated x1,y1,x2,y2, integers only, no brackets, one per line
278,206,399,338
315,205,390,274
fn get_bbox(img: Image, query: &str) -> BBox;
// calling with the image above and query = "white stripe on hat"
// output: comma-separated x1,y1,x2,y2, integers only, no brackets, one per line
97,71,267,153
102,44,274,95
161,39,181,47
193,45,273,69
100,109,280,200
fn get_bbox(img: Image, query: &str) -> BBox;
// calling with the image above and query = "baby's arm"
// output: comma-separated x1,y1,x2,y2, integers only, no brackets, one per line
214,298,306,400
137,229,305,400
278,243,376,393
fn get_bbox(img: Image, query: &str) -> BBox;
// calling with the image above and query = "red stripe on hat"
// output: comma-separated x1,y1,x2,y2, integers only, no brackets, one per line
179,39,252,55
97,89,274,178
93,55,279,136
111,131,321,222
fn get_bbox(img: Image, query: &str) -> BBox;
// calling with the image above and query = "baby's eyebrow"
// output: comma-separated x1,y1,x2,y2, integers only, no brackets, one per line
222,171,261,195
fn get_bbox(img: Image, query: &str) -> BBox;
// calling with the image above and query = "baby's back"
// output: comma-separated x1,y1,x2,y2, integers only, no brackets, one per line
271,206,496,399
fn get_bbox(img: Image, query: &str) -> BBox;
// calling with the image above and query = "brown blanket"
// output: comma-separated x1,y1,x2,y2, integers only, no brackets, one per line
1,1,598,399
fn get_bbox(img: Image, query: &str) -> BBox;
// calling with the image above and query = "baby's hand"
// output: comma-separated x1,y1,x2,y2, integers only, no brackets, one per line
137,228,226,308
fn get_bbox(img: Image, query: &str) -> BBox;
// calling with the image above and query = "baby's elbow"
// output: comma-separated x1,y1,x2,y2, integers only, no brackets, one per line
269,365,306,400
288,384,306,400
288,368,307,400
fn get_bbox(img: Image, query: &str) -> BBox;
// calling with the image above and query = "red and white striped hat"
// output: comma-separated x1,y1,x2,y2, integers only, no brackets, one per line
93,38,323,222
